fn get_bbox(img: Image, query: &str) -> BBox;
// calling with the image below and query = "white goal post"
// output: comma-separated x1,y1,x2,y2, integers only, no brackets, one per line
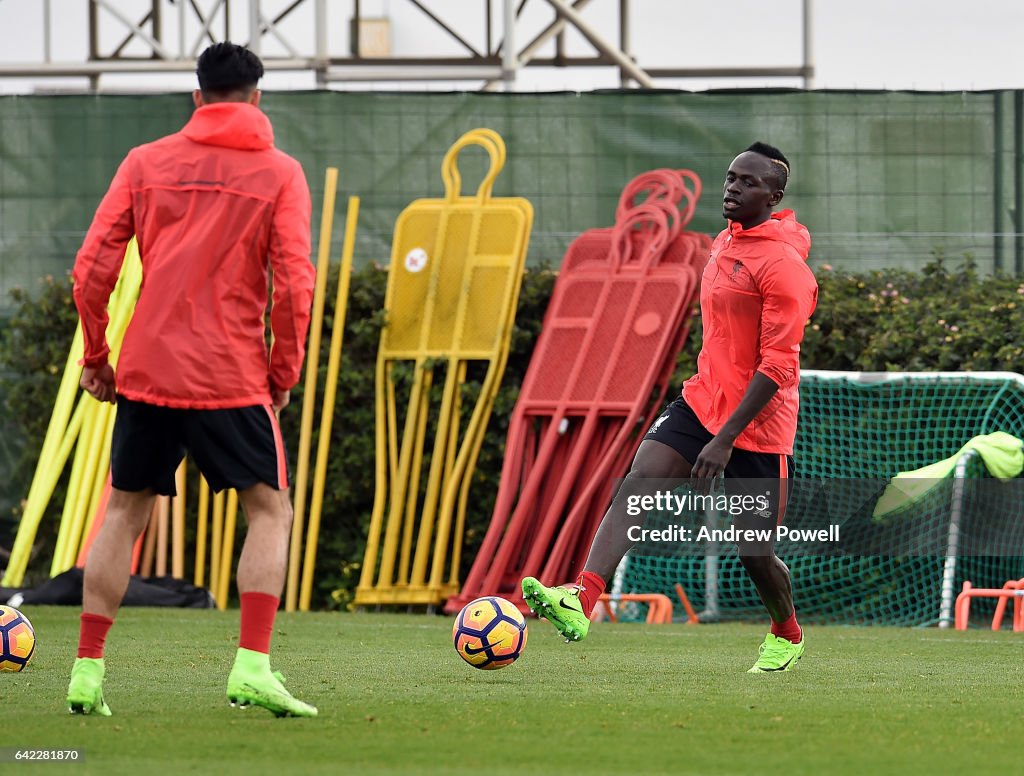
617,370,1024,627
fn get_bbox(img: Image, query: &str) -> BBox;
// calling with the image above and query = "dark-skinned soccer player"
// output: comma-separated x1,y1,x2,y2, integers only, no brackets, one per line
523,142,818,673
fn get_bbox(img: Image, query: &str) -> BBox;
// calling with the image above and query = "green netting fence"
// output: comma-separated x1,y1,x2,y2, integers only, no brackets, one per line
619,371,1024,627
2,90,1024,313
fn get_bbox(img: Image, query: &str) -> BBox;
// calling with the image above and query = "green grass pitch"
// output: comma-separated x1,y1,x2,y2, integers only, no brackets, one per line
2,607,1022,775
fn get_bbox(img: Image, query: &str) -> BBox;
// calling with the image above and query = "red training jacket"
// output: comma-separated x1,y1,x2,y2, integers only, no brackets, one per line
682,210,818,454
72,102,314,409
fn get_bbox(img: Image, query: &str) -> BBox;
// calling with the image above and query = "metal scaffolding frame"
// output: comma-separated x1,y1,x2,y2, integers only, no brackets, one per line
0,0,815,91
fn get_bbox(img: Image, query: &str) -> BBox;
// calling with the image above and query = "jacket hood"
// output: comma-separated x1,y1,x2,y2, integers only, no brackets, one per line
728,209,811,261
180,102,274,150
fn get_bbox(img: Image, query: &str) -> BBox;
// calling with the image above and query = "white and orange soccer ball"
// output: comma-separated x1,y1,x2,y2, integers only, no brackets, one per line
452,596,528,670
0,605,36,672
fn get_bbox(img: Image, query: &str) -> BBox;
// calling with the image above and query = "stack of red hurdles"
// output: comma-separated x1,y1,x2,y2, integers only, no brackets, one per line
446,169,711,615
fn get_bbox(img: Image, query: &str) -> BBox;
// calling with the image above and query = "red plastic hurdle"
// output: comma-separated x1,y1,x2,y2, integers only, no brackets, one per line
446,169,710,614
591,593,674,624
955,579,1024,631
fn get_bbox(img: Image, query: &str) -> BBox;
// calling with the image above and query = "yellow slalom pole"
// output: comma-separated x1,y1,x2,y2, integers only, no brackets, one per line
287,167,339,612
357,356,392,596
74,240,140,559
35,398,88,573
54,394,119,574
416,359,464,590
74,402,118,566
385,363,398,479
140,504,159,578
50,398,97,575
58,398,116,573
210,490,225,604
55,401,88,469
172,461,186,579
217,489,239,609
9,240,141,584
155,496,169,577
194,476,210,588
376,360,429,589
66,248,141,570
409,361,460,588
398,368,431,587
3,323,85,586
299,196,359,611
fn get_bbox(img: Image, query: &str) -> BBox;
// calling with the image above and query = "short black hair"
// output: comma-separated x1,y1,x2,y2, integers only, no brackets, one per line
745,141,790,191
196,42,264,95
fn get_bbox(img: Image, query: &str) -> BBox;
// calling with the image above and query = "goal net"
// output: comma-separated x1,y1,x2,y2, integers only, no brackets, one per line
617,371,1024,627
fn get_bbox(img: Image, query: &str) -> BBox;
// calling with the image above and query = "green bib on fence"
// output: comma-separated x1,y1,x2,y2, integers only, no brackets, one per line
872,431,1024,520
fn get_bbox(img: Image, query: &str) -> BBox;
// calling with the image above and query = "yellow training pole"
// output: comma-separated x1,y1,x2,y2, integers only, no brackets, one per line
172,461,186,579
140,504,159,578
57,398,116,573
445,364,498,589
287,166,338,612
421,359,465,590
299,196,359,611
74,402,117,566
385,363,399,479
61,242,141,572
194,476,210,588
37,399,89,573
210,489,225,604
358,357,393,596
8,240,141,584
3,323,86,585
375,360,429,590
409,362,460,588
55,401,88,472
155,496,169,577
53,394,117,574
50,398,97,575
217,489,239,609
399,368,432,587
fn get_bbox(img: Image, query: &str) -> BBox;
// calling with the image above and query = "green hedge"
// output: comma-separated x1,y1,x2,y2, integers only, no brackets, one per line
2,257,1022,606
0,263,556,606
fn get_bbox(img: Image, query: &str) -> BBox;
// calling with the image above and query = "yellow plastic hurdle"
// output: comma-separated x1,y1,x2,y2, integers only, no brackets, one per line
355,128,533,607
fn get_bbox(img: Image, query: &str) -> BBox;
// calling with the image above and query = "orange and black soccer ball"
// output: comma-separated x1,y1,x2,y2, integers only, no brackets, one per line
0,605,36,672
452,596,528,670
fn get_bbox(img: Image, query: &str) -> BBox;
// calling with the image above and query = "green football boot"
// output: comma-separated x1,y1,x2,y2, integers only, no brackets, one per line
67,657,113,716
747,633,805,673
521,577,590,642
226,648,318,718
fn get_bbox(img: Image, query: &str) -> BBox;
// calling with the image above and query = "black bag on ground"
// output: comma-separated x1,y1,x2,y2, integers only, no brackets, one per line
1,568,215,608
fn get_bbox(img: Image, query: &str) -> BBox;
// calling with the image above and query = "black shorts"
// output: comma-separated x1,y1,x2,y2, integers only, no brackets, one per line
110,397,290,496
644,396,793,529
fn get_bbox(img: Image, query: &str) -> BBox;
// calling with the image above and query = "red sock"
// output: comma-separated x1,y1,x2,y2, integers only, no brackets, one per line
239,592,279,654
574,571,607,618
77,613,114,659
771,611,802,644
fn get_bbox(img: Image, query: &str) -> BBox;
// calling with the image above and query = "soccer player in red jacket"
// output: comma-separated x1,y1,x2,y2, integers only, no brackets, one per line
66,43,317,716
523,143,819,672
